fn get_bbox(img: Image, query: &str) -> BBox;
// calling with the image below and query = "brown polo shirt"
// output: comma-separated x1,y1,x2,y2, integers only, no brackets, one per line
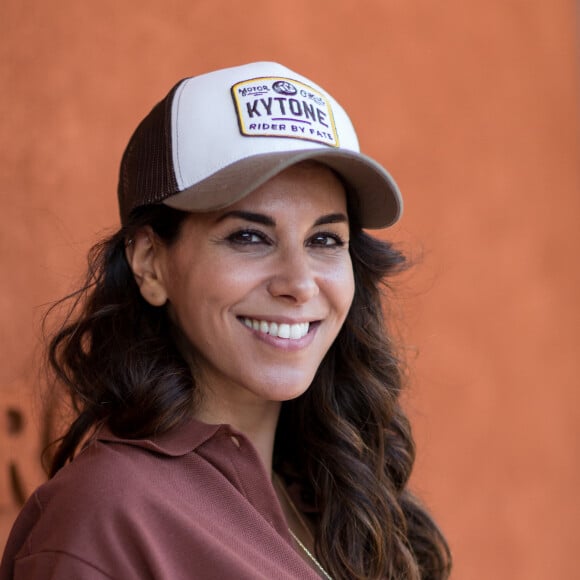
0,419,321,579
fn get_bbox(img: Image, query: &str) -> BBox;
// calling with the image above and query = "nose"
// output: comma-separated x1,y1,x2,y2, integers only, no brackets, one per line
267,247,319,304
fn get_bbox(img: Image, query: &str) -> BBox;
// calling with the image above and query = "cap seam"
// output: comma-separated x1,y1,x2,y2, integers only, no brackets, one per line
172,79,188,190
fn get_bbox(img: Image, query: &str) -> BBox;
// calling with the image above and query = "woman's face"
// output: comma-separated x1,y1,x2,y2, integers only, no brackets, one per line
146,163,354,411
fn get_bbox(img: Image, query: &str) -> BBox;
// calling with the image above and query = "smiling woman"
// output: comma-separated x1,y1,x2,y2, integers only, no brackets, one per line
131,164,355,428
0,63,451,580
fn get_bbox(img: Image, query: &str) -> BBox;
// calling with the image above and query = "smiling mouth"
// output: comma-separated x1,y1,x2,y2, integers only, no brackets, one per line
240,317,312,340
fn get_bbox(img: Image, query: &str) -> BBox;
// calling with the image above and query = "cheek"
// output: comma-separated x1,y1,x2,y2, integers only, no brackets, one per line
165,260,250,337
333,260,356,312
318,259,355,330
162,258,207,335
341,278,356,323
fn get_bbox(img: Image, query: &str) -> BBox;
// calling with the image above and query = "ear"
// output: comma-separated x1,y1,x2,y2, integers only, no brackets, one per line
125,227,169,307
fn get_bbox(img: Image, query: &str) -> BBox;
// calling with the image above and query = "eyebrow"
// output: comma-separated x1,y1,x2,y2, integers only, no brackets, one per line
216,210,349,227
313,213,349,226
216,210,275,226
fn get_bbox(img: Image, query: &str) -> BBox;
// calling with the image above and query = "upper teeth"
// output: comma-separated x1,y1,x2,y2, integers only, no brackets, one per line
242,318,310,340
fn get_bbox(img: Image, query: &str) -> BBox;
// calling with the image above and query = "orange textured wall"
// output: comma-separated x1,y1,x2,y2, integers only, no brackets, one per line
1,1,578,578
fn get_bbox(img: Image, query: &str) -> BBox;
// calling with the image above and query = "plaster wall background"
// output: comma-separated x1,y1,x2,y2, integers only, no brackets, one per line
1,1,579,578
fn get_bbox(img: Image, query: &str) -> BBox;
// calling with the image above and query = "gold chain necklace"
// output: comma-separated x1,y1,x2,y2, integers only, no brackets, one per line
274,475,334,580
287,528,333,580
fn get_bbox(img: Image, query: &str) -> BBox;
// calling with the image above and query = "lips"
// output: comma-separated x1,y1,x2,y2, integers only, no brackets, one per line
241,317,310,340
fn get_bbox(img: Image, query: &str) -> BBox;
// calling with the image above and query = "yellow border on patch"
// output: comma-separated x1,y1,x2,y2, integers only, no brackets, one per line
231,76,339,147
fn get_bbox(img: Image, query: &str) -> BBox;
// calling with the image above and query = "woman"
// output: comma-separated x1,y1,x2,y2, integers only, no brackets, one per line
0,62,451,579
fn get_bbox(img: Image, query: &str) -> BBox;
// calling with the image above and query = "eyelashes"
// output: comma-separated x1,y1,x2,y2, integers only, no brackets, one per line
224,228,347,248
308,232,346,247
225,229,268,245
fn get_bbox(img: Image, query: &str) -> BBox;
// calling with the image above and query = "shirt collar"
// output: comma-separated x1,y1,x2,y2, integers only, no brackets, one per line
95,417,232,457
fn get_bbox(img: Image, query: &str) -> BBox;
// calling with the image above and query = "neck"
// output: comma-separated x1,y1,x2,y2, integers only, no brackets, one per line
194,393,281,474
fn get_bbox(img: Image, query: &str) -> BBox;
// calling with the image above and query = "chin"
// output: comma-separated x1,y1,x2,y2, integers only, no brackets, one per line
254,373,316,402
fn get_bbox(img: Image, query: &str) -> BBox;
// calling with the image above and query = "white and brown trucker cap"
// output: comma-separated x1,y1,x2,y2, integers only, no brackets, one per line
118,61,402,229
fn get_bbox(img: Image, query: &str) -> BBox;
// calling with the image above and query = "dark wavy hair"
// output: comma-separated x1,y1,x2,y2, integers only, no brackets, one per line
45,202,451,579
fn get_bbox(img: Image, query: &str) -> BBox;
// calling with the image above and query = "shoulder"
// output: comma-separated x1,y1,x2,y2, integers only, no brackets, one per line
1,439,164,580
35,437,155,514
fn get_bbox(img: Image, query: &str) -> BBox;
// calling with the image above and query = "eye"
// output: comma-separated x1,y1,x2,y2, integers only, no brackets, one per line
308,232,346,247
226,229,270,245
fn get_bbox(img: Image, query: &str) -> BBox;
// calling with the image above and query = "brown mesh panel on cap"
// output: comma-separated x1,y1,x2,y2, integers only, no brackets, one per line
117,84,180,224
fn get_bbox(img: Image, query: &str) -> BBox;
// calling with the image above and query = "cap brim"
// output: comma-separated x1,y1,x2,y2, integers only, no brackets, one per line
163,149,402,229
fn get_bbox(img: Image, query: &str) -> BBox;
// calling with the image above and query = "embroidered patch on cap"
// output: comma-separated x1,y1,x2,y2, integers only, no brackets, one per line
231,77,339,147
